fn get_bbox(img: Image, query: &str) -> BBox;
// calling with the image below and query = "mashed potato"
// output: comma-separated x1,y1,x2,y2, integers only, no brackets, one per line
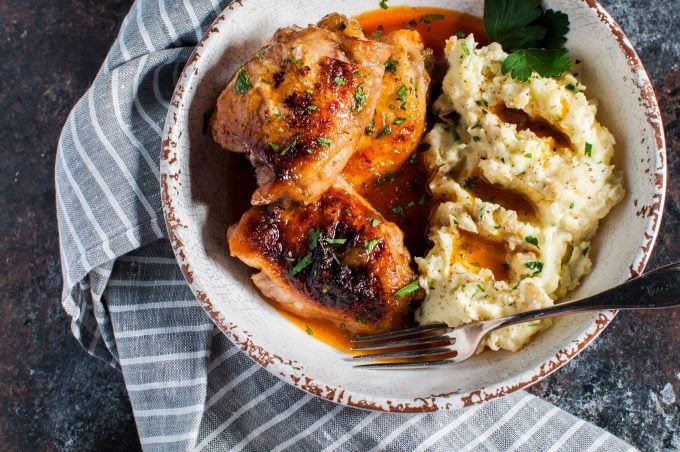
416,35,625,352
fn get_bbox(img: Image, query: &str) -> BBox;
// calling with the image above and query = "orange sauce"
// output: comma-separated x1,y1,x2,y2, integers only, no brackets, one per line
452,231,510,281
468,174,536,223
357,153,433,257
275,306,356,351
356,6,487,57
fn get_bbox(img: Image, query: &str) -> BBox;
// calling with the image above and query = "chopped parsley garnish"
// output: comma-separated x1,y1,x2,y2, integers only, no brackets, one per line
288,253,312,276
524,152,532,158
364,238,382,254
477,284,486,292
403,19,417,29
582,246,589,256
317,137,332,147
305,326,313,335
525,236,539,247
334,75,345,86
355,316,365,323
419,194,428,205
456,31,466,38
393,117,408,125
354,84,367,113
395,280,420,297
460,42,470,56
585,142,593,157
308,105,318,111
270,143,280,152
566,83,578,92
420,13,445,24
365,119,376,135
370,218,382,227
396,85,409,102
308,228,320,251
234,67,252,94
391,205,406,217
370,25,384,39
376,126,392,138
284,56,303,68
569,202,575,209
451,129,461,141
484,0,571,81
379,0,389,9
280,134,298,156
255,49,265,59
525,260,544,276
384,60,399,73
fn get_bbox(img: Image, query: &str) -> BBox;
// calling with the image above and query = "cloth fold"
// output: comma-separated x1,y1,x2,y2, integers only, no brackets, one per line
56,0,634,450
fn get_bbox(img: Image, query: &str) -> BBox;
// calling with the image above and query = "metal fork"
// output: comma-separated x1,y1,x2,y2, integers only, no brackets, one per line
351,262,680,369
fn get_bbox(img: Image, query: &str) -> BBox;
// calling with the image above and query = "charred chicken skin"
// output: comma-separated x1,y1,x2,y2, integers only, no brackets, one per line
211,15,392,205
228,179,417,335
342,29,430,193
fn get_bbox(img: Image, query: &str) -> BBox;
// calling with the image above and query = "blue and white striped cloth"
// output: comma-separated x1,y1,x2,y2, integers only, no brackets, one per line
55,1,635,450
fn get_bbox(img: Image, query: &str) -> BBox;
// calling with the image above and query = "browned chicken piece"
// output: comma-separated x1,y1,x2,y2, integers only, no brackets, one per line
211,16,392,205
316,13,364,38
342,30,430,193
227,179,417,335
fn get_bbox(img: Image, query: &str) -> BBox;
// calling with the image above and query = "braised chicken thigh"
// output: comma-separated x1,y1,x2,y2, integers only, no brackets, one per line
342,30,430,192
211,15,392,205
228,179,417,335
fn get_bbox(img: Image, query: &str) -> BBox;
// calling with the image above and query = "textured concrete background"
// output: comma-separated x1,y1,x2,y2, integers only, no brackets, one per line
0,0,677,450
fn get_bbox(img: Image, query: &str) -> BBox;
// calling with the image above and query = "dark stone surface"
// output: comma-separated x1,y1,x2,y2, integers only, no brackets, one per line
0,0,676,451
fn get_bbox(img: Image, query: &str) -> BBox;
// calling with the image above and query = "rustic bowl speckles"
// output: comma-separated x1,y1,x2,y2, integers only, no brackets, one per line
160,0,666,412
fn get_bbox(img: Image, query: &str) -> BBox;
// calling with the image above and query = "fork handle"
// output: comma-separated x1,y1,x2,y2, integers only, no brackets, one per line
493,261,680,330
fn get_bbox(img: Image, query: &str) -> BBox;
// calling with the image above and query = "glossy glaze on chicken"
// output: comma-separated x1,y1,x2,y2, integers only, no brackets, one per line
213,14,431,338
228,180,416,334
211,15,391,205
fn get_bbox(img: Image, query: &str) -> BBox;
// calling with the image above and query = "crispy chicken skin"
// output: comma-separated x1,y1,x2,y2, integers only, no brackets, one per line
211,15,392,205
227,179,416,335
342,30,430,192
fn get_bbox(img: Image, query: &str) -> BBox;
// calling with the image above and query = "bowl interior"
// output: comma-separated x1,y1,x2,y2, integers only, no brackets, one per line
161,0,665,411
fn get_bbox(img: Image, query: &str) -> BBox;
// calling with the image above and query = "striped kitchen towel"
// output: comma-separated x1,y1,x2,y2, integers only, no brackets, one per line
55,0,635,450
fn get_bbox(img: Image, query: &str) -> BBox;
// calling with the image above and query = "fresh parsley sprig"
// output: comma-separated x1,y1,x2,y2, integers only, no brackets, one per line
484,0,571,81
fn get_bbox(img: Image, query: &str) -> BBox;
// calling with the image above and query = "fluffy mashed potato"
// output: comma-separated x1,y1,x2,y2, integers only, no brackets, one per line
416,35,625,352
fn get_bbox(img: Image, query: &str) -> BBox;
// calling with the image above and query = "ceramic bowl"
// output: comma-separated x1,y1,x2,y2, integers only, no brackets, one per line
160,0,666,411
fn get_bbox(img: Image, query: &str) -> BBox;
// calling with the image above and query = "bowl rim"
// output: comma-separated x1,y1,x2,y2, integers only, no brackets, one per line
160,0,667,412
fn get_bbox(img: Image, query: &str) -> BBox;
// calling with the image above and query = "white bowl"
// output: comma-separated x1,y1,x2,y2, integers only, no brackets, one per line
160,0,666,411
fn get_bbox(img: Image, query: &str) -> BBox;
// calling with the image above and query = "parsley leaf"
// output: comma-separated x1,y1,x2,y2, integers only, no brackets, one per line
484,0,572,81
536,9,570,49
353,84,367,113
525,236,539,248
317,137,332,147
384,60,398,73
525,261,544,276
501,48,571,81
308,228,320,251
484,0,544,51
395,280,421,297
364,238,382,254
288,253,312,276
234,67,252,94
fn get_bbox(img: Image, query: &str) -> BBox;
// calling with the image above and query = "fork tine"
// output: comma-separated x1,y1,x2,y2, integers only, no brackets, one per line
350,323,449,344
354,358,455,369
352,347,455,361
350,334,454,351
